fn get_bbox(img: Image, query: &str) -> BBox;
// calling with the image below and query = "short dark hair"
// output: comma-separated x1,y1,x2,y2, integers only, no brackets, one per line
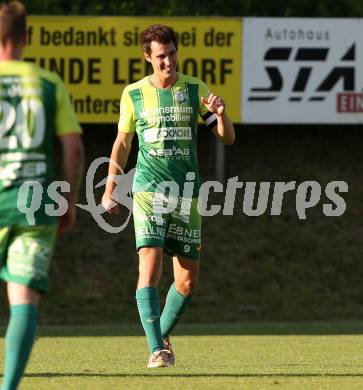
141,24,178,55
0,1,26,47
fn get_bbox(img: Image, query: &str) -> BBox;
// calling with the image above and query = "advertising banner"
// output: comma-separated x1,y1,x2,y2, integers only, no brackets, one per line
26,17,242,124
242,18,363,123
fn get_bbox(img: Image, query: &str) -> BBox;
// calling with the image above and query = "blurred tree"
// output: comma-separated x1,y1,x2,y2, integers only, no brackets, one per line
22,0,363,16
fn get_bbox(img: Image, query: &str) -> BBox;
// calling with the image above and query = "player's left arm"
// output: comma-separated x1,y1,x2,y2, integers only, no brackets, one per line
55,76,84,234
201,93,235,145
59,134,84,207
57,134,84,235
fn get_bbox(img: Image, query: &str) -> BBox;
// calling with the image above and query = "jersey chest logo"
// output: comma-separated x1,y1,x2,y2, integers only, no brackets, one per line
175,91,186,104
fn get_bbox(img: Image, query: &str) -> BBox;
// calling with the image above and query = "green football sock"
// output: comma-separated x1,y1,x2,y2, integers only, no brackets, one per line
136,287,164,353
160,283,192,338
2,304,38,390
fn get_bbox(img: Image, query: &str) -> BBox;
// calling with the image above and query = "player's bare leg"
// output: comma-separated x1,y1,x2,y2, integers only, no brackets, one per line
137,247,163,288
7,282,40,306
173,255,199,296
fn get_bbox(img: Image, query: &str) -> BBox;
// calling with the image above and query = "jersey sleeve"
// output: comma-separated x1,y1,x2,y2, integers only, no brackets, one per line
55,76,82,136
118,88,136,133
198,80,217,130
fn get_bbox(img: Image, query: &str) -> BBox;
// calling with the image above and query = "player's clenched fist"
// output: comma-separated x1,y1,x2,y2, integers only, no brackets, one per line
101,194,120,215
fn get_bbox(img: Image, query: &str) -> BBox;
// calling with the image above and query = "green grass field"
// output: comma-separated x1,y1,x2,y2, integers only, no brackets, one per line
2,322,363,390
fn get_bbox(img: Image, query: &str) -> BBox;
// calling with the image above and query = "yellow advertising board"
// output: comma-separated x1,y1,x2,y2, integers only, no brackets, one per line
25,17,242,123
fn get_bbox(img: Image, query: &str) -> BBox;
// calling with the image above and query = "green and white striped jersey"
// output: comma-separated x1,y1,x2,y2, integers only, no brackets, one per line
118,73,217,197
0,61,81,226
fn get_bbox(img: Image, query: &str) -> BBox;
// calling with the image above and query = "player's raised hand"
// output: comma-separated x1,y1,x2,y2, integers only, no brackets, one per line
201,93,225,116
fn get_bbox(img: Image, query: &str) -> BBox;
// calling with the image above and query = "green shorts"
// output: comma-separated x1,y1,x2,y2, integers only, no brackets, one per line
0,225,57,293
133,192,202,260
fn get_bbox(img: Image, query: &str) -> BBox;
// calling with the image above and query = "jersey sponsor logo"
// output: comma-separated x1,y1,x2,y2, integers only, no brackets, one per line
0,161,47,188
144,127,192,142
168,224,201,239
137,225,166,237
148,147,190,158
140,106,193,118
140,106,193,126
167,223,201,244
9,236,51,259
8,236,51,279
148,215,165,224
0,152,45,162
175,91,186,103
0,76,41,98
135,213,165,225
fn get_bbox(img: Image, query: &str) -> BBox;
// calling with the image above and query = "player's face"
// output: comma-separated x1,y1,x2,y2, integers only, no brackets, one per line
144,41,178,79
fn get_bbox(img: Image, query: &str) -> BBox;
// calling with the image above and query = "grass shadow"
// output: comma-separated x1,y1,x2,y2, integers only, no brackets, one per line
22,372,363,378
30,322,363,337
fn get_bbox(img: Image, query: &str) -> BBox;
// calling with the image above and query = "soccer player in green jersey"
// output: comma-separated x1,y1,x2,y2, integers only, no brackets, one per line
0,2,84,388
102,24,234,368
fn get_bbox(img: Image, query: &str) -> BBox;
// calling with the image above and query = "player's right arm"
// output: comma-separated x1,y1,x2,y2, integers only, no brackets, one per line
102,87,136,214
102,131,134,214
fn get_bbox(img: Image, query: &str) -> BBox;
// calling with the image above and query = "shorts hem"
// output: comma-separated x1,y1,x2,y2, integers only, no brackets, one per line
136,240,165,252
165,249,200,261
0,273,48,294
